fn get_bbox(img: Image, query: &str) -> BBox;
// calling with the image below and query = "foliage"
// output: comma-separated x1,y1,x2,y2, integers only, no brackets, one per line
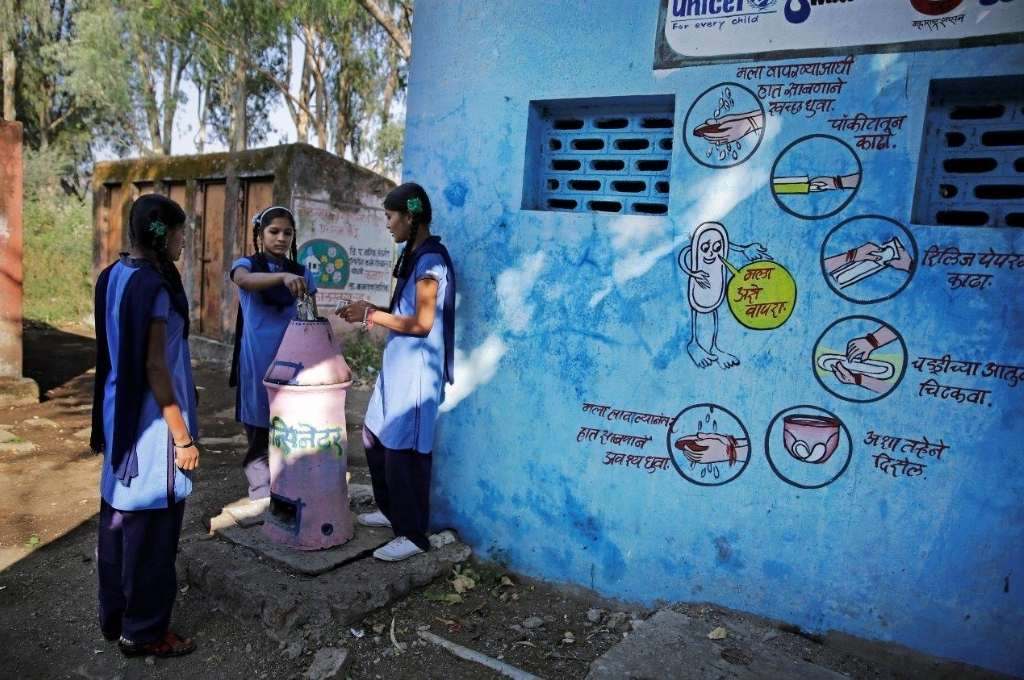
22,151,94,325
342,331,383,378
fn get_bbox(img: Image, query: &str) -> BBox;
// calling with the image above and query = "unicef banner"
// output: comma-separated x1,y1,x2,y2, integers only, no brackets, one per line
655,0,1024,69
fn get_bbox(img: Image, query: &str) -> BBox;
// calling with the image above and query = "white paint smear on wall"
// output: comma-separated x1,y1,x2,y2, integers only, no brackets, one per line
496,252,546,333
440,334,508,412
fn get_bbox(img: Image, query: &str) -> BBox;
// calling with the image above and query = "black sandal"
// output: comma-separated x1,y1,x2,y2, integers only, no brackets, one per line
119,631,196,658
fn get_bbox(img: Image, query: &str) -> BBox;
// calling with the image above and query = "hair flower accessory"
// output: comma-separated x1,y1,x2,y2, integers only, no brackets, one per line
406,196,423,215
149,220,168,238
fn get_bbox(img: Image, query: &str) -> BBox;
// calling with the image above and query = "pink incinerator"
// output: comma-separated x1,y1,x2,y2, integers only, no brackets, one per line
262,316,354,549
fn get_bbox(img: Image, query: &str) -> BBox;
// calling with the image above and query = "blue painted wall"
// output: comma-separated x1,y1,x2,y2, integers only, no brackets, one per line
403,2,1024,674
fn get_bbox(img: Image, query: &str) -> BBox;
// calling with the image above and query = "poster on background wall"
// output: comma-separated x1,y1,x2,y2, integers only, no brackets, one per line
654,0,1024,69
292,196,394,310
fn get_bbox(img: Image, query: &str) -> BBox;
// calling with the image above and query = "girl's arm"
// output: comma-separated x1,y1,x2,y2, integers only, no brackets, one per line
341,279,438,337
145,320,199,470
232,267,307,297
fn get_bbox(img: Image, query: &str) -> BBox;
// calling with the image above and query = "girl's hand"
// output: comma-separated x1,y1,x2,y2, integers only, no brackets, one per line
175,442,200,471
338,300,372,323
281,273,307,298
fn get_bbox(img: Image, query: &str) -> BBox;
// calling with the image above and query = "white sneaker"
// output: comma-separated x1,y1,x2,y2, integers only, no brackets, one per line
225,497,270,523
373,537,424,562
357,511,392,528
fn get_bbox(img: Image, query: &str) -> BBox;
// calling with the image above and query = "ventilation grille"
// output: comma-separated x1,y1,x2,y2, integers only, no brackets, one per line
913,76,1024,228
527,98,674,215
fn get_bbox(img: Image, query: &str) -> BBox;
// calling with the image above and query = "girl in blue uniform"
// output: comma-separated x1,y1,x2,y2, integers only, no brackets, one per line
91,194,198,657
229,207,317,514
338,183,456,562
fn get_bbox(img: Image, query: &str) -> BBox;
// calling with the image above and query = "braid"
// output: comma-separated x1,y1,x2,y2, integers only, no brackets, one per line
289,237,298,264
252,224,262,254
393,220,420,279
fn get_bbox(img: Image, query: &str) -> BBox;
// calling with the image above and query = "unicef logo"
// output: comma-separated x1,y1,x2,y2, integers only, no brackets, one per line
784,0,811,23
749,0,778,8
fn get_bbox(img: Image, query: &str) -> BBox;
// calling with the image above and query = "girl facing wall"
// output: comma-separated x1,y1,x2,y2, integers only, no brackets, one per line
338,182,456,562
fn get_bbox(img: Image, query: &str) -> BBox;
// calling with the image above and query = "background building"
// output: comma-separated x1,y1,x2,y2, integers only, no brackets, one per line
405,1,1024,675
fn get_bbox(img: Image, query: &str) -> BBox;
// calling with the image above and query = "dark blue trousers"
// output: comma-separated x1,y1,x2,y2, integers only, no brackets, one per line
97,499,185,643
243,425,271,500
363,428,432,552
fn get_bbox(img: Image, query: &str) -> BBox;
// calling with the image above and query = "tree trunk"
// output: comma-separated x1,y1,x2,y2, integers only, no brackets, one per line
230,55,247,152
355,0,411,59
196,81,208,154
334,69,353,159
311,47,328,150
1,48,14,121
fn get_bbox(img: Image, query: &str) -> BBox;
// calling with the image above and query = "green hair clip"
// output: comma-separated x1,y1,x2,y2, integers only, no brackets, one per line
406,197,423,215
148,219,169,250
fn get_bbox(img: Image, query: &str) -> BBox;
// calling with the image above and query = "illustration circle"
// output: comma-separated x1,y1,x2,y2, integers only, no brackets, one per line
297,239,350,290
726,260,797,330
812,315,908,403
666,403,751,486
820,215,918,305
764,405,853,489
770,134,862,220
683,82,766,170
910,0,963,15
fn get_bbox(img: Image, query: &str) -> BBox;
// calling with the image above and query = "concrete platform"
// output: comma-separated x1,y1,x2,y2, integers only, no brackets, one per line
180,497,472,643
586,609,846,680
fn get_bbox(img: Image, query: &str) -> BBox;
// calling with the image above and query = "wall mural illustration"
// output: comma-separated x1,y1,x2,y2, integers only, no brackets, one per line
666,403,751,486
821,215,918,303
683,82,766,168
813,316,908,402
770,134,862,219
764,405,852,489
677,221,775,368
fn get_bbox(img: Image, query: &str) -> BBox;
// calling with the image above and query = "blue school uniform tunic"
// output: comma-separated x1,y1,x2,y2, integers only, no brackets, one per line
364,254,449,453
230,256,318,428
100,261,196,511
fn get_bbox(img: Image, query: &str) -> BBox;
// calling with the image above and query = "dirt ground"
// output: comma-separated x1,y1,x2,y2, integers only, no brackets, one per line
0,323,1010,680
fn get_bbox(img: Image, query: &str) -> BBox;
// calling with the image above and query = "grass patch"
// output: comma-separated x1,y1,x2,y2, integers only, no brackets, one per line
343,333,384,379
23,194,93,326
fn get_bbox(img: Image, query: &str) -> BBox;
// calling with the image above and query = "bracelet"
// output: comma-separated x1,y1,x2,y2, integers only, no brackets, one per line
361,306,374,330
853,373,863,386
866,332,879,349
173,438,196,449
846,248,857,263
834,175,844,190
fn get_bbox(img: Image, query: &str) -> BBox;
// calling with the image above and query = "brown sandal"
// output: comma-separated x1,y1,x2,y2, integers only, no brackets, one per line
119,631,196,658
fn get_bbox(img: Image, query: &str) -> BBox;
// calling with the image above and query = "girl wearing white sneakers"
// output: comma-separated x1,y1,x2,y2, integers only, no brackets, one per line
337,183,455,561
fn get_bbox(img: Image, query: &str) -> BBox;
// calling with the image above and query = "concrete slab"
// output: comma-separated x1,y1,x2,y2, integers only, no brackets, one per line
216,522,393,576
586,609,846,680
179,529,472,644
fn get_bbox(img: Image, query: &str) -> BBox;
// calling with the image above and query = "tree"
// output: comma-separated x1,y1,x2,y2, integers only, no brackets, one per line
168,0,282,152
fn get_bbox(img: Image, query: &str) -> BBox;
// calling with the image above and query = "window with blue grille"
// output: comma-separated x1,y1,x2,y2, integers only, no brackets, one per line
522,95,675,215
912,76,1024,229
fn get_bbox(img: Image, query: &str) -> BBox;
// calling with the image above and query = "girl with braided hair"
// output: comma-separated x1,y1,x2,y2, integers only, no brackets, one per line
229,206,317,516
337,182,456,562
91,193,198,657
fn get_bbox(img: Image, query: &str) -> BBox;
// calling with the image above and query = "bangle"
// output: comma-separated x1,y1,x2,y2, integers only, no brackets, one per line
853,373,863,386
834,175,844,190
173,438,196,449
846,248,857,263
866,332,879,349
